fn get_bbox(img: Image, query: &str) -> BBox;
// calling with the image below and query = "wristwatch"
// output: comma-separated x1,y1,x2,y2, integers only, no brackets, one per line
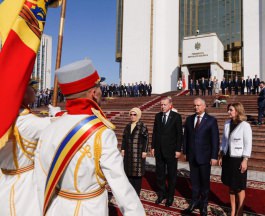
243,157,249,161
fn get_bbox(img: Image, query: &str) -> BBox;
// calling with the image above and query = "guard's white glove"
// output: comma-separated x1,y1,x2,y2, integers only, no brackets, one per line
48,104,61,117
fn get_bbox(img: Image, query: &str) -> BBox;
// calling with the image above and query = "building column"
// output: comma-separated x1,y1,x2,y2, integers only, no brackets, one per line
210,63,224,82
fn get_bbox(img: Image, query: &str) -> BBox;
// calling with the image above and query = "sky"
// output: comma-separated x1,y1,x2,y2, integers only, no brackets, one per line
44,1,119,86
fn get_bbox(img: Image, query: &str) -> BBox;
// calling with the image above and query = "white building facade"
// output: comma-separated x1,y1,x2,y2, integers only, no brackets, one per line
32,34,52,90
0,34,52,90
116,0,265,93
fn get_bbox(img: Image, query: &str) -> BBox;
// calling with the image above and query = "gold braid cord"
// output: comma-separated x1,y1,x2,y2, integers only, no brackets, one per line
0,109,30,150
94,127,107,188
91,108,116,130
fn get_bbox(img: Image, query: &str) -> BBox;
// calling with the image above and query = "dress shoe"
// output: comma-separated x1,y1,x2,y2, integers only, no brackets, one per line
155,195,165,204
165,198,174,207
200,205,208,216
184,201,199,213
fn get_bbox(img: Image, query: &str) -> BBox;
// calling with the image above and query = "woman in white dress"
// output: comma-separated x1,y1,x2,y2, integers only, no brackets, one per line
214,79,220,94
177,78,183,90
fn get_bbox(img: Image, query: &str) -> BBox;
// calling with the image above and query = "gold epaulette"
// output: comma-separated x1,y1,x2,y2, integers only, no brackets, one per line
91,108,116,130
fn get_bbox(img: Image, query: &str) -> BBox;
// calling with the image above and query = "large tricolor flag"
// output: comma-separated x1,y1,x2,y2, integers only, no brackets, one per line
0,0,61,148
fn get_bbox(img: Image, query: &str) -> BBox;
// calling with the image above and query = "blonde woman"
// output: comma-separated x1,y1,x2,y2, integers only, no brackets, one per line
121,107,149,196
219,102,252,216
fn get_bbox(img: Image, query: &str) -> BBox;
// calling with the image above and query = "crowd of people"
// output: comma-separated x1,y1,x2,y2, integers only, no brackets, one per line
188,75,262,96
0,57,262,216
101,81,152,97
32,82,153,108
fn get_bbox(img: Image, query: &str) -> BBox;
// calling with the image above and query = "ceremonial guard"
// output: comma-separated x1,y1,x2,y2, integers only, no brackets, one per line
34,59,145,216
0,81,56,216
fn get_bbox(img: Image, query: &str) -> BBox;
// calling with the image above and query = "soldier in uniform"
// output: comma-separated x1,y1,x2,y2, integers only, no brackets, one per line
34,59,145,216
0,81,58,216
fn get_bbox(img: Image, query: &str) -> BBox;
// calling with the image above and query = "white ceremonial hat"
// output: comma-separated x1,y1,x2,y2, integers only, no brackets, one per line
55,58,105,95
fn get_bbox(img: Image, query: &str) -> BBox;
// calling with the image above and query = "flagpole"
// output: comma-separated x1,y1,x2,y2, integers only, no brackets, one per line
52,0,67,106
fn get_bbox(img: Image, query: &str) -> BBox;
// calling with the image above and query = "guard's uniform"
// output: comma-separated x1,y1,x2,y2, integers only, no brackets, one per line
0,108,51,216
34,107,145,216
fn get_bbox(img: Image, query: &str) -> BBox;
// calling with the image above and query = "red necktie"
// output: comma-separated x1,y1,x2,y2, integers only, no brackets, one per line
195,115,200,130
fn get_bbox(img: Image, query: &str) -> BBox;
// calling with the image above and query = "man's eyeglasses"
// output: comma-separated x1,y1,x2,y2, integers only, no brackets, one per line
130,113,137,116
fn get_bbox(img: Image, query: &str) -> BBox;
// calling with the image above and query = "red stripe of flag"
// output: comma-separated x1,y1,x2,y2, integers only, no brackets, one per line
0,30,36,137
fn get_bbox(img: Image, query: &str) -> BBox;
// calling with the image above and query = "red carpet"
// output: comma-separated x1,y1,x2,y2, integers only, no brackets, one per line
109,171,265,215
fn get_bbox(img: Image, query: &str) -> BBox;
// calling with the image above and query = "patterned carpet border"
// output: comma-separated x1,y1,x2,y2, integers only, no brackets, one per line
109,189,265,216
145,165,265,191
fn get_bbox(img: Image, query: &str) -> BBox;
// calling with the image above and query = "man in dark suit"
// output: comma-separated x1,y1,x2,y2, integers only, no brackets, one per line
227,78,233,95
189,79,194,96
200,77,207,96
147,83,152,96
257,81,265,125
233,76,240,95
220,77,227,95
253,74,260,94
151,97,183,207
183,98,219,216
246,76,252,95
207,78,213,96
240,76,246,95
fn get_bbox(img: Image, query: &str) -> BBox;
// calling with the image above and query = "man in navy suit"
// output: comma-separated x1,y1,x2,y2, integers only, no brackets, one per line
183,98,219,216
200,77,207,96
220,77,227,95
189,79,194,96
233,76,240,95
246,76,252,95
257,81,265,125
151,97,183,207
253,74,260,94
240,76,246,95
